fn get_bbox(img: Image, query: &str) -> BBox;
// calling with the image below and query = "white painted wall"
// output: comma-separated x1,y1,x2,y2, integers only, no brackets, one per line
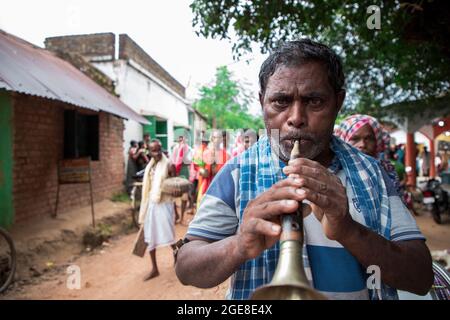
390,130,430,148
93,59,190,161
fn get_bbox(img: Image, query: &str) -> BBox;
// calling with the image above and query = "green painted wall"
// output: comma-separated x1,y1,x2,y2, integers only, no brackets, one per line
143,115,156,140
143,116,169,150
0,90,14,228
174,126,192,146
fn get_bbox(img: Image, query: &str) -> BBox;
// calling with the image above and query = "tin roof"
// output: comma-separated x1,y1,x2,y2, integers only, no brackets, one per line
0,30,149,124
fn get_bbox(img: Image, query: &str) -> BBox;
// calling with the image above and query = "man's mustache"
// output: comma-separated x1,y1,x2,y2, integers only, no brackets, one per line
280,132,315,141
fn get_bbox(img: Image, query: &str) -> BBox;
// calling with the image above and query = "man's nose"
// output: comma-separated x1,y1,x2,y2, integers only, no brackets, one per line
355,139,366,149
287,102,306,128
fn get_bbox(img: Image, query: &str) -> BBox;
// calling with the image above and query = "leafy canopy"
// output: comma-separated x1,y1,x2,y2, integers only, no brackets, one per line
193,65,264,130
190,0,449,114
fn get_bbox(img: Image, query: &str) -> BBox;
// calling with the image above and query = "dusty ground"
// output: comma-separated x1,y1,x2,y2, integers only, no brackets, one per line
415,212,450,251
2,222,228,300
1,204,449,300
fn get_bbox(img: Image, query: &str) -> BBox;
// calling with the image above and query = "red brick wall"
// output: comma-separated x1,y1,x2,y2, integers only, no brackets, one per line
12,94,125,223
45,33,115,60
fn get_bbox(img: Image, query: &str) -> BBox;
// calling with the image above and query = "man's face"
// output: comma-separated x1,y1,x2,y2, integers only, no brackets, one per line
178,136,184,144
348,124,377,157
260,62,344,162
149,142,162,161
244,137,250,150
211,131,222,148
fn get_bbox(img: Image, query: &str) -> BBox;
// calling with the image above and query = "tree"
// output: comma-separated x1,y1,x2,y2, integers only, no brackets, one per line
190,0,450,114
193,65,264,130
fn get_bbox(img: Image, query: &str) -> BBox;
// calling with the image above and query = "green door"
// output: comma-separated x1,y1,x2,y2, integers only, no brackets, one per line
155,120,168,150
0,90,14,228
142,116,168,150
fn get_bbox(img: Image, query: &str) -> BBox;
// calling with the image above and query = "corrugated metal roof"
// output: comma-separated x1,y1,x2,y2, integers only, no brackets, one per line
0,30,149,124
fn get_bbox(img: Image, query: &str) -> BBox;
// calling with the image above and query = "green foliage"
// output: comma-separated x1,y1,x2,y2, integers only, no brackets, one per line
190,1,450,113
193,65,264,130
82,223,113,249
111,192,130,203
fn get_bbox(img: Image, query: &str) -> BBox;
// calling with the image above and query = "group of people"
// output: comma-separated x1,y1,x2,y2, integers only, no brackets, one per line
125,134,152,195
129,129,258,281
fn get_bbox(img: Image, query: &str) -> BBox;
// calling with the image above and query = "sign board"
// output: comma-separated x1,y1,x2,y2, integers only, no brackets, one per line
54,157,96,228
58,158,91,184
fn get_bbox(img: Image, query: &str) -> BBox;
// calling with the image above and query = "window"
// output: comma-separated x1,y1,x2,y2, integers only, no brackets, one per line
64,110,99,160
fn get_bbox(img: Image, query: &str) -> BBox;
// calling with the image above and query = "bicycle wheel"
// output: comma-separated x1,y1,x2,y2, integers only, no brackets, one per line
0,227,16,293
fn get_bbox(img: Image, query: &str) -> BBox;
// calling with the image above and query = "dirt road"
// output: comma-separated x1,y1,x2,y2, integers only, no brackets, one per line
3,224,228,300
2,210,449,300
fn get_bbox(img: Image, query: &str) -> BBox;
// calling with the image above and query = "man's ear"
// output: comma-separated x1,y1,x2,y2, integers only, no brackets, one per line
336,90,346,114
259,92,264,110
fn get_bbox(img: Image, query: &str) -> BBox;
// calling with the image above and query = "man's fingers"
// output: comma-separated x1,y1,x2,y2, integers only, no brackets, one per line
247,218,282,237
296,187,330,209
295,176,332,195
283,163,330,181
271,176,303,189
250,199,299,219
287,157,326,170
251,182,305,205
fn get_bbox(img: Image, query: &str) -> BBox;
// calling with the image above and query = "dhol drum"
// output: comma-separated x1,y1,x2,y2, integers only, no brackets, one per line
161,177,192,198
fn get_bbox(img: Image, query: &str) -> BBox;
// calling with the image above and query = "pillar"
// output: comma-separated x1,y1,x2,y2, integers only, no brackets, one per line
405,132,417,186
430,138,436,178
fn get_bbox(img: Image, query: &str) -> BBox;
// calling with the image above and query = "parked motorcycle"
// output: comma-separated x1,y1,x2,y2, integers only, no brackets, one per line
422,179,449,224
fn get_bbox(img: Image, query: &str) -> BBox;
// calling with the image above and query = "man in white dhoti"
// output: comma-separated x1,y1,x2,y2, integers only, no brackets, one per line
138,140,177,281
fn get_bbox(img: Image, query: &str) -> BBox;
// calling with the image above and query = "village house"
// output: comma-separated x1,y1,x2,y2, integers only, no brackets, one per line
0,30,148,228
44,33,208,161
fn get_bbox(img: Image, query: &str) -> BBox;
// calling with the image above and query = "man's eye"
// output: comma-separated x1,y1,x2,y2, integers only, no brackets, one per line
273,99,290,108
309,97,323,106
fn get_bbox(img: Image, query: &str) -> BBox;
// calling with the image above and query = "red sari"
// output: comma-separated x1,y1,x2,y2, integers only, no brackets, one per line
196,147,229,208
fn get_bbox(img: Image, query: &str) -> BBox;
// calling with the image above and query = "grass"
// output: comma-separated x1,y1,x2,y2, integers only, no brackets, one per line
111,192,130,203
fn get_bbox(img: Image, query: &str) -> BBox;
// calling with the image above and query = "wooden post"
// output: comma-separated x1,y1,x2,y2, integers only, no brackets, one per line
54,181,60,218
430,138,436,178
405,132,417,186
88,159,95,229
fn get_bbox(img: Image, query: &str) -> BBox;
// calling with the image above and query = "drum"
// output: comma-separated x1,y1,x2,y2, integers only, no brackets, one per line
161,177,192,197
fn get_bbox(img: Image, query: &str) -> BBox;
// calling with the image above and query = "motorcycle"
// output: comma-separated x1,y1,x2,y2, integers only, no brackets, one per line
422,179,449,224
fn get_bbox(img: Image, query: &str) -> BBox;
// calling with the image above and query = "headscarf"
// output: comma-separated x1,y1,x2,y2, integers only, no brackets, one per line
335,114,405,204
334,114,387,155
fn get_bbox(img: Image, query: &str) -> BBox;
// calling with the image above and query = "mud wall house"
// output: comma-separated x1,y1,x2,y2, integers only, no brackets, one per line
44,33,203,162
0,30,148,228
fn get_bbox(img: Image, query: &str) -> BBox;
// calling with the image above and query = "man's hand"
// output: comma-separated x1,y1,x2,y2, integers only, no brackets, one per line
237,178,305,261
282,158,353,241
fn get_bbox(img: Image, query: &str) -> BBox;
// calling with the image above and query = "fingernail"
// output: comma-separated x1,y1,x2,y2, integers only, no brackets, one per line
271,224,281,233
294,178,302,184
296,188,305,195
284,199,296,205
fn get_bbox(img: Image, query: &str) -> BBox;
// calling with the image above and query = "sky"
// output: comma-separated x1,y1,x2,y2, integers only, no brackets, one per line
0,0,267,114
